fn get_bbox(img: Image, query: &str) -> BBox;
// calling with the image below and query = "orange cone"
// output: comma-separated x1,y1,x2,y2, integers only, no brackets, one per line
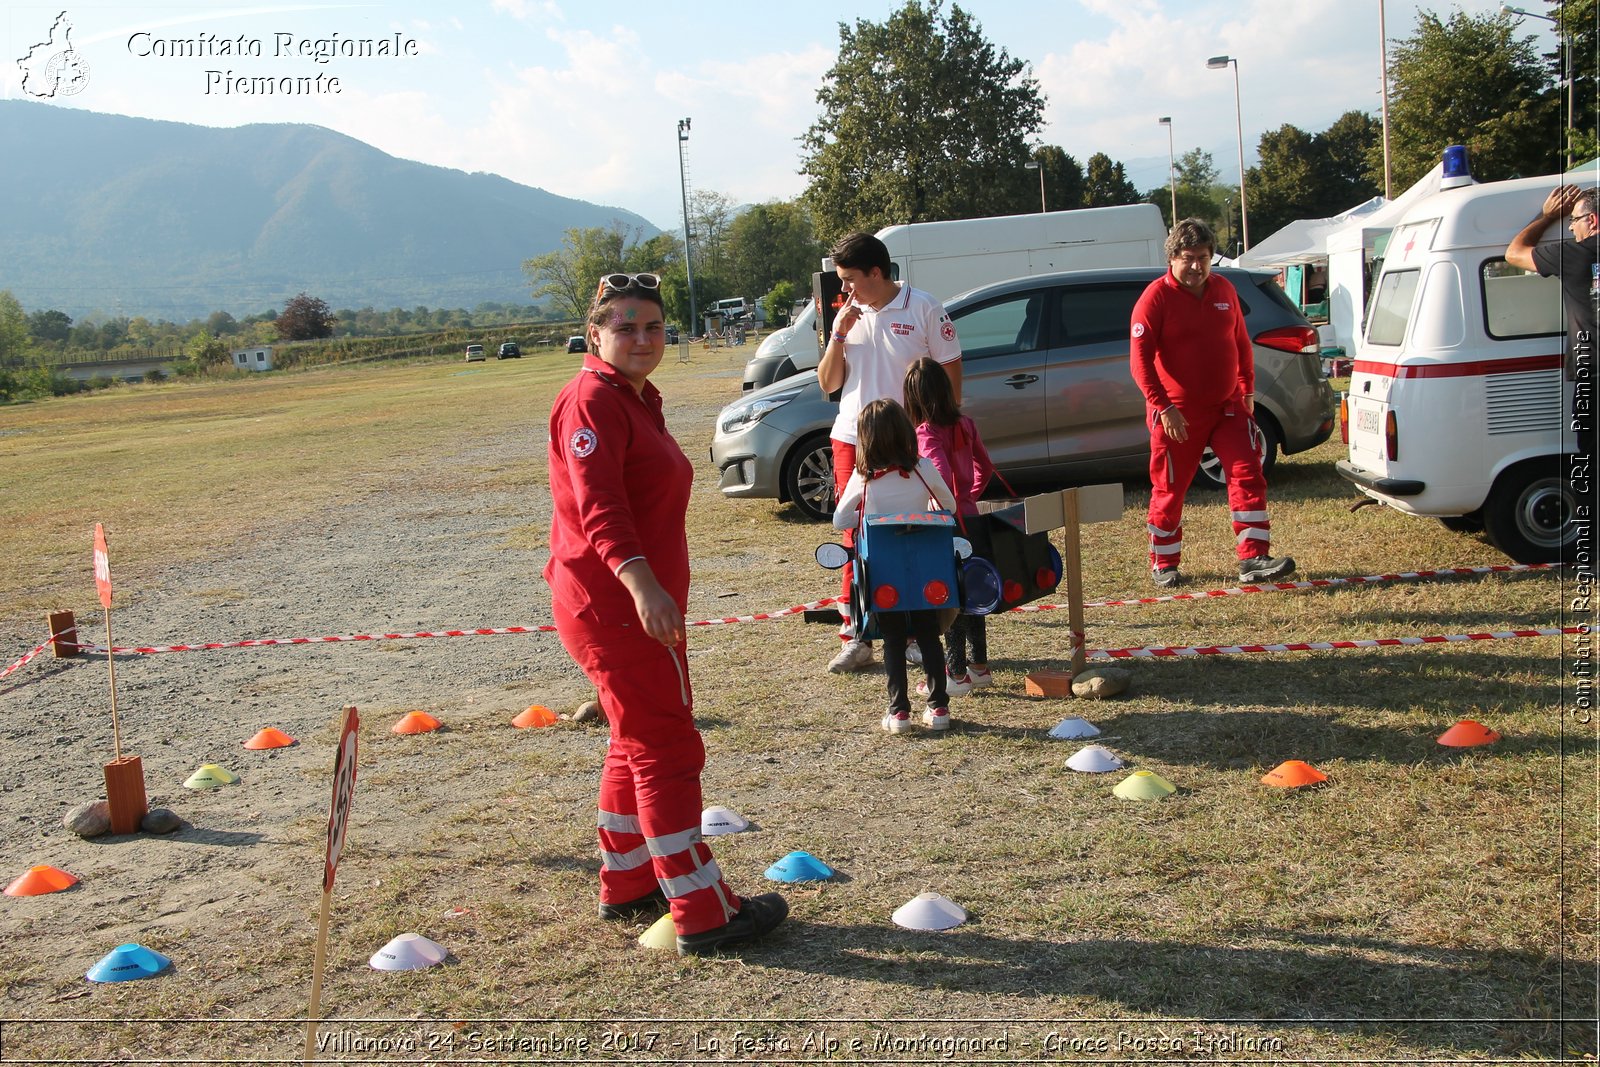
242,727,296,750
391,711,442,735
1261,759,1328,788
512,705,558,728
5,865,79,896
1437,719,1500,747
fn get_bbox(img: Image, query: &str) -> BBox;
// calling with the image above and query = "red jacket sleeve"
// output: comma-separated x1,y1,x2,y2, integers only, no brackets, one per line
552,389,645,575
1129,281,1171,410
1231,289,1255,397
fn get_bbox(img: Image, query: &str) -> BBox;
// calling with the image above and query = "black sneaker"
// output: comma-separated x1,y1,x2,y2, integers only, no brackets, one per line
1151,566,1182,589
598,887,668,922
1239,555,1296,582
676,893,789,956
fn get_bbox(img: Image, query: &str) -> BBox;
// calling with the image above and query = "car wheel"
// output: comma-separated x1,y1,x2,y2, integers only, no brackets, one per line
1437,512,1484,534
1483,461,1577,564
784,434,836,522
1195,414,1279,490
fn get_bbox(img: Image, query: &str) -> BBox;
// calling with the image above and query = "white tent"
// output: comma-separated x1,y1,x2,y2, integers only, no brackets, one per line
1235,196,1387,270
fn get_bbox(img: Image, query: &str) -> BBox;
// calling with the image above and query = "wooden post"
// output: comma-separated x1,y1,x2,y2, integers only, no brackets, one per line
1061,489,1087,678
48,610,79,658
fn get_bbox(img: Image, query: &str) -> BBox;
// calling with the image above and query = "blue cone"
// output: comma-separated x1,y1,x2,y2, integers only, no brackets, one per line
87,943,172,983
764,850,835,883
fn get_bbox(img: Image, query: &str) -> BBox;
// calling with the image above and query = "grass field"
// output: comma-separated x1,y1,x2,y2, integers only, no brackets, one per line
0,349,1594,1063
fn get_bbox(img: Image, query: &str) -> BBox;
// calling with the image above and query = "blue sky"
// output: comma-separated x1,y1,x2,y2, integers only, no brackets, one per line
4,0,1547,232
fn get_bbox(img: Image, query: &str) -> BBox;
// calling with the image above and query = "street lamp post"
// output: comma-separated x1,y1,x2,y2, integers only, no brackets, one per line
1502,4,1572,170
1206,55,1250,252
676,118,698,336
1024,160,1046,213
1158,116,1177,227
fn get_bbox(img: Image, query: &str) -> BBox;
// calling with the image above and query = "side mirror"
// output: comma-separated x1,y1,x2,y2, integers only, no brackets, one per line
952,537,973,560
815,543,850,570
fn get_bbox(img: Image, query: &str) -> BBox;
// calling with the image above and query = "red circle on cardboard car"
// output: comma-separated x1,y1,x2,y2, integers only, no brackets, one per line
1003,580,1023,603
873,586,900,610
923,580,950,606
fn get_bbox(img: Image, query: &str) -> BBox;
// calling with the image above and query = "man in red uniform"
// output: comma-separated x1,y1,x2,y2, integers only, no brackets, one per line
1130,219,1295,588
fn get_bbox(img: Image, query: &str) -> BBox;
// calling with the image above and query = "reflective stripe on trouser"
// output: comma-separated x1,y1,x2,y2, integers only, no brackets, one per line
831,438,858,640
555,601,739,936
1147,402,1271,567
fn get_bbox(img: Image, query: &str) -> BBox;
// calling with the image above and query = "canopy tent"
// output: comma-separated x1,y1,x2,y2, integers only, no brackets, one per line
1235,196,1387,270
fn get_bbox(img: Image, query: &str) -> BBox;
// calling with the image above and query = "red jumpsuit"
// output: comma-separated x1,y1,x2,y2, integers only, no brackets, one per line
545,355,738,936
1129,271,1271,569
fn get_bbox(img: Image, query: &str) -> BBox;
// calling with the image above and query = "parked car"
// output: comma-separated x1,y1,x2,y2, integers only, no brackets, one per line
566,336,587,354
666,325,680,345
710,266,1335,521
498,342,521,359
464,344,486,362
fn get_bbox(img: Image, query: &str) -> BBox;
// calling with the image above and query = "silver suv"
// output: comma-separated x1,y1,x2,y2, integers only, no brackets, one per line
710,267,1335,521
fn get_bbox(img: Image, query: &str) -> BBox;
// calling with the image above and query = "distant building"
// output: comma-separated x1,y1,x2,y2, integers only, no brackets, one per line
231,345,274,371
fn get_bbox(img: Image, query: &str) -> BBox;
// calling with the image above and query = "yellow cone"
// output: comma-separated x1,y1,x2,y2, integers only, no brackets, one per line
1113,769,1176,800
184,763,240,789
637,913,677,951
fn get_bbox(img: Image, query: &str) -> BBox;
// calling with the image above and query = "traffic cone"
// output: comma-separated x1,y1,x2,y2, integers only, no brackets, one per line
637,914,677,951
700,805,750,835
391,711,442,734
184,763,241,789
1065,745,1124,773
369,933,448,971
242,727,295,750
87,943,171,983
1261,759,1328,788
512,705,558,728
4,864,78,896
1048,717,1100,740
1113,769,1177,800
1437,719,1500,747
891,892,968,931
764,850,835,883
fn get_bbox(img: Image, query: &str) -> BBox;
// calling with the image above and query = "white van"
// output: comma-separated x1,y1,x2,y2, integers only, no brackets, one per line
1337,160,1588,563
742,204,1168,390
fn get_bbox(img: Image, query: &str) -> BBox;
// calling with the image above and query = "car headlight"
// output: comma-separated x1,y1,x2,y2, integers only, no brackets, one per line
719,389,803,434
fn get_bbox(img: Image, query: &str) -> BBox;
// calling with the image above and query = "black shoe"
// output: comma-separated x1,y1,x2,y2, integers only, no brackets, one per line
598,887,668,922
675,893,789,956
1151,566,1182,589
1239,555,1296,582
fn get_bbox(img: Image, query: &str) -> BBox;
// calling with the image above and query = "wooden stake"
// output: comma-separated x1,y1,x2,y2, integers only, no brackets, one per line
104,607,122,760
303,889,333,1062
1062,489,1087,677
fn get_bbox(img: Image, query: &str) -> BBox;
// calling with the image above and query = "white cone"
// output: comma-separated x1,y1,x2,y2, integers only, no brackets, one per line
701,805,749,835
369,933,447,971
1065,744,1124,773
1049,717,1100,739
892,892,968,931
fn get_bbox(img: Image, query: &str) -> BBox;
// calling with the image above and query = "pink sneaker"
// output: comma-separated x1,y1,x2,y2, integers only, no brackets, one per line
921,705,951,732
967,666,993,688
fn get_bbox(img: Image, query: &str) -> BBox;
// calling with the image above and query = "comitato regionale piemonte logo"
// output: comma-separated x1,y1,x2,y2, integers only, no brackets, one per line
17,11,91,98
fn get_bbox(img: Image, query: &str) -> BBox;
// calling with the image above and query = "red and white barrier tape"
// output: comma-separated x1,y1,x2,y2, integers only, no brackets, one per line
1012,561,1560,613
690,596,843,626
0,640,51,682
1088,626,1582,660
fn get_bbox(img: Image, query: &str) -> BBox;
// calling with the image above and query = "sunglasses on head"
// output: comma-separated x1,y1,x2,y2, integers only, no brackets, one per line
596,272,661,298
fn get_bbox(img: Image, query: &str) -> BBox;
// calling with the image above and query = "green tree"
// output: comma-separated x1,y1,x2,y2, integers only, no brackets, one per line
0,292,32,367
1245,112,1383,237
274,293,335,341
801,0,1045,237
1030,146,1084,215
27,308,71,344
1380,10,1559,188
726,201,824,298
186,331,231,373
522,221,650,320
762,281,800,329
1083,153,1141,207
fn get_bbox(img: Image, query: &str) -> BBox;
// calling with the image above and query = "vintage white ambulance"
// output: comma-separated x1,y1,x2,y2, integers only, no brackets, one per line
1337,151,1590,563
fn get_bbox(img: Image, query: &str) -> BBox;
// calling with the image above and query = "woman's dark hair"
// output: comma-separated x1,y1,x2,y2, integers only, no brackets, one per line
855,398,919,474
830,232,893,278
586,274,665,336
903,358,960,428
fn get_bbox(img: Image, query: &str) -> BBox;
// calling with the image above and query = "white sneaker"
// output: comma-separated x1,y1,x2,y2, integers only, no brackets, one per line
967,666,993,689
828,640,874,674
921,705,951,732
917,673,974,697
881,711,915,734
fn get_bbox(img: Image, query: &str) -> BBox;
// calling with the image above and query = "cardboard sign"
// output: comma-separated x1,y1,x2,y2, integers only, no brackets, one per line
92,523,112,609
322,706,359,892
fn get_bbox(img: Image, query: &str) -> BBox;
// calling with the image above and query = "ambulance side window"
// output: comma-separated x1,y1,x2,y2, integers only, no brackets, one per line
1480,259,1563,339
1367,269,1419,346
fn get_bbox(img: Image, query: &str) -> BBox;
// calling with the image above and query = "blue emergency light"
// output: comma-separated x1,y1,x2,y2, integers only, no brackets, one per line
1440,145,1474,189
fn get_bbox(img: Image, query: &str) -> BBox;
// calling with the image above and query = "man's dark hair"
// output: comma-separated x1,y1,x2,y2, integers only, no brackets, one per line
831,232,893,278
1164,218,1217,261
1577,193,1598,220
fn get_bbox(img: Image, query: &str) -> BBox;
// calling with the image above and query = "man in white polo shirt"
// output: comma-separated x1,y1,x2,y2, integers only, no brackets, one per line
816,231,963,673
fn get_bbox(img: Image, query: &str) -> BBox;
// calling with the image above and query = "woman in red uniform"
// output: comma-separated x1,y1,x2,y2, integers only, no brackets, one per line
545,272,787,956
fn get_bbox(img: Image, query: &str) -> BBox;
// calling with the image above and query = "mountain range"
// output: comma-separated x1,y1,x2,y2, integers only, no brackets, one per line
0,100,659,322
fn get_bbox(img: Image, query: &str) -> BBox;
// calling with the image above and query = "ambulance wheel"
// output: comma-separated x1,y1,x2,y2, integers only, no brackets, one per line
784,433,835,522
1195,416,1278,489
1483,462,1577,564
